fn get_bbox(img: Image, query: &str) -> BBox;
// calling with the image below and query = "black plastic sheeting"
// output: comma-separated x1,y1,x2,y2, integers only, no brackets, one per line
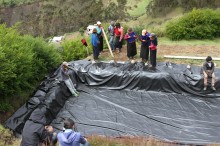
5,60,220,144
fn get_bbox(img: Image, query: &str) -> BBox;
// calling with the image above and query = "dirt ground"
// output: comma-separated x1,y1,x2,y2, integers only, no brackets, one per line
99,44,220,64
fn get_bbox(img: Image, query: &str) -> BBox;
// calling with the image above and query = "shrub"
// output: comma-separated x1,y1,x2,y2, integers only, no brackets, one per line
0,102,12,112
0,124,20,146
133,26,143,37
166,9,220,40
0,24,61,101
61,38,91,62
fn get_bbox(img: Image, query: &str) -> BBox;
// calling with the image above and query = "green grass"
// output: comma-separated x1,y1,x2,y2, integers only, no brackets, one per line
127,0,151,17
0,0,38,7
159,37,220,46
158,56,220,67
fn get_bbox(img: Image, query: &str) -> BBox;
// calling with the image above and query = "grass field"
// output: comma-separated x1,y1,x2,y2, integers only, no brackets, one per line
0,0,38,6
159,37,220,46
127,0,151,16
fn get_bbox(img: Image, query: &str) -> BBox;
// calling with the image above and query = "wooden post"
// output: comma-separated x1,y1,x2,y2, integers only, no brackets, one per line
102,28,114,58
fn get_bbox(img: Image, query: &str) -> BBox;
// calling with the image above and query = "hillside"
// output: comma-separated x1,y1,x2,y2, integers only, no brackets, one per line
0,0,219,37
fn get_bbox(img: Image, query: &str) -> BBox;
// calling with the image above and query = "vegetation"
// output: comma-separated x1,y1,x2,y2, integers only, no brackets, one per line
146,0,220,17
0,0,39,7
0,24,62,112
0,124,20,146
127,0,151,17
0,0,220,145
166,9,220,40
61,38,92,62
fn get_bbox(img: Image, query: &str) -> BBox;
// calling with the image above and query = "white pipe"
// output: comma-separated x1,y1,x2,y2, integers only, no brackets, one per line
164,55,220,61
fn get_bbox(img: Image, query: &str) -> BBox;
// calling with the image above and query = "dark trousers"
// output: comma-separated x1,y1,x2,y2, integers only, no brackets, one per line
140,44,149,62
150,49,157,67
127,42,137,58
98,36,103,52
93,46,99,60
115,36,123,50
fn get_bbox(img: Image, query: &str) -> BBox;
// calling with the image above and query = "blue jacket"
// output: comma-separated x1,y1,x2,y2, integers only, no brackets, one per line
140,35,150,45
91,33,99,47
57,129,86,146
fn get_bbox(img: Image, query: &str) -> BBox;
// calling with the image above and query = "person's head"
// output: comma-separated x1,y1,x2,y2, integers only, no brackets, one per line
127,28,133,34
62,61,68,69
142,29,147,36
64,118,75,129
110,21,115,26
115,22,120,28
206,56,212,62
93,28,97,33
149,33,156,40
97,21,101,26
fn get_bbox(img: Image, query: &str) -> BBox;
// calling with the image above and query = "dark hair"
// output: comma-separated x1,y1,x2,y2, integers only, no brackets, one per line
64,118,75,129
206,56,212,62
128,28,133,33
115,22,120,27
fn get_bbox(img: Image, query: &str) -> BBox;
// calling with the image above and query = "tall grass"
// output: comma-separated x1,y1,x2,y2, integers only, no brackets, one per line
0,0,39,7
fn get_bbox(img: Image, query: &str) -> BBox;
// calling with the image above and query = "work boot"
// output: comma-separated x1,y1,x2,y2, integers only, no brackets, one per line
73,92,79,97
203,86,207,91
211,86,216,91
75,91,80,95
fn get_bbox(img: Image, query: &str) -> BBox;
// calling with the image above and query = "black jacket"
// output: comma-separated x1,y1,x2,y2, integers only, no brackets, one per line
20,107,51,146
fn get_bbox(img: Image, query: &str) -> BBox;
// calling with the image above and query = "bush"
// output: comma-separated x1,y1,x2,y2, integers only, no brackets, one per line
0,124,20,146
0,102,12,112
166,9,220,40
0,24,61,101
61,38,91,62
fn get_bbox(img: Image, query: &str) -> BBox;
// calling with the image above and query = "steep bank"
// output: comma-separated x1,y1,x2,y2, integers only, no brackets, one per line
0,0,103,37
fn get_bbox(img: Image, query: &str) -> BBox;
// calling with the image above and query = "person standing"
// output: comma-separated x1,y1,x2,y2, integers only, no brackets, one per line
96,21,103,53
149,33,158,68
61,62,79,97
108,21,115,52
203,56,216,91
57,118,90,146
114,22,124,53
91,28,100,61
124,28,138,60
140,29,150,64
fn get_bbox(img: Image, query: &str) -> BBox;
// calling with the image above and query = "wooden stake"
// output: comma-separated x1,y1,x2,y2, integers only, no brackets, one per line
102,28,114,58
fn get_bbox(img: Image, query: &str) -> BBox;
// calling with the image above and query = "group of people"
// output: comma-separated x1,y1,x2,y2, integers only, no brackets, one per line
91,21,124,61
91,21,217,90
91,21,158,67
123,28,158,67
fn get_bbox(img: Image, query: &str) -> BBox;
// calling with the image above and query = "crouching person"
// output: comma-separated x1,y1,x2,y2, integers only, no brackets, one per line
61,62,79,96
20,107,57,146
57,118,90,146
203,56,216,91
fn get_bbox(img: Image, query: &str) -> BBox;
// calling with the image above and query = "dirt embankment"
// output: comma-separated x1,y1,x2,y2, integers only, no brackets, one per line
100,43,220,63
0,0,103,37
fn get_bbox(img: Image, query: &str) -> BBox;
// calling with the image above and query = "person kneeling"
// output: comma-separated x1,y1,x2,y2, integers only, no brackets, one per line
57,118,90,146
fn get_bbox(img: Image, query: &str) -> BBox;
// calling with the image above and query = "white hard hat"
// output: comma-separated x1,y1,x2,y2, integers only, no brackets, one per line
97,21,101,25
